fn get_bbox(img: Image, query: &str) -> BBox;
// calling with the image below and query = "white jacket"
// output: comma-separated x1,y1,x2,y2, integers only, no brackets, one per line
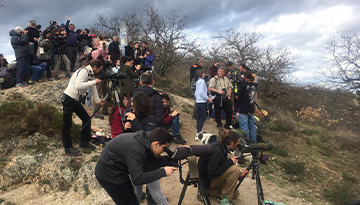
64,65,100,103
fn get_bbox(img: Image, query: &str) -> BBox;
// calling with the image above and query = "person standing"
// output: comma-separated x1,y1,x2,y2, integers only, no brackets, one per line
37,29,53,81
61,59,105,155
195,69,213,134
190,57,204,119
25,20,40,55
108,36,121,67
236,70,257,144
65,16,80,72
9,26,28,87
208,67,233,129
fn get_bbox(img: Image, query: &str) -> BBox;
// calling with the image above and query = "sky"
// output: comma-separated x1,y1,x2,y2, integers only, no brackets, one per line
1,0,360,85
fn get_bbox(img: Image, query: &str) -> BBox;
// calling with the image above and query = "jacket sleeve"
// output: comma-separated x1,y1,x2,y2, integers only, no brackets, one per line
108,42,113,55
127,146,167,186
145,54,154,63
65,20,70,32
126,66,140,79
38,37,47,47
197,80,208,101
15,34,29,46
154,95,164,127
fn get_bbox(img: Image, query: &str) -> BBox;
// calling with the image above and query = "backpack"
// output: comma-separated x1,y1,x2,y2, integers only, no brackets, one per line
0,65,17,89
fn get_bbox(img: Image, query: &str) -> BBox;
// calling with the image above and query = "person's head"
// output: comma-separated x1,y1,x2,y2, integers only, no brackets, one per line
239,63,247,72
243,70,254,82
113,36,118,42
43,29,51,39
128,41,133,47
89,59,104,74
139,72,154,86
162,93,170,108
76,29,82,35
69,23,75,32
217,67,225,78
150,127,173,156
36,25,42,30
91,34,96,39
29,20,36,28
109,94,126,125
143,41,148,48
195,57,204,67
131,92,153,117
213,60,220,67
92,39,100,48
121,56,134,66
226,61,234,70
53,28,60,35
195,69,205,80
116,58,121,66
134,42,139,48
84,28,89,35
219,128,241,151
0,54,4,60
225,67,231,76
146,49,152,55
14,26,24,34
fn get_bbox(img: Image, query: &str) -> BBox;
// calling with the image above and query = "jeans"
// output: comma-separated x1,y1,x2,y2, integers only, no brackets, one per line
237,113,257,143
164,115,180,135
213,96,233,127
16,57,28,84
61,94,91,148
134,180,168,205
196,103,207,133
30,62,47,81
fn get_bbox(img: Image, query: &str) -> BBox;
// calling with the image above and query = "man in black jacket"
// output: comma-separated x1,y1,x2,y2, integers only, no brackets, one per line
25,20,40,55
198,129,248,204
108,36,121,67
131,72,164,127
95,127,177,205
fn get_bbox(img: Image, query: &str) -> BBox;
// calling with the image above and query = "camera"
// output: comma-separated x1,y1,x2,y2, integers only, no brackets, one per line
237,142,274,153
122,108,133,123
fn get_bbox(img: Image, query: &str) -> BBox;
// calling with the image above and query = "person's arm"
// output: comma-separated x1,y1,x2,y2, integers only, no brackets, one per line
154,95,165,127
207,147,234,179
197,80,209,102
65,17,70,32
127,147,167,186
91,46,103,59
145,54,154,63
108,42,113,56
126,66,140,78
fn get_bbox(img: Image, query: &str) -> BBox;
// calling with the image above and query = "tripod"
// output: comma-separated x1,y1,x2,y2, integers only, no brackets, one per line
72,78,123,143
235,151,265,205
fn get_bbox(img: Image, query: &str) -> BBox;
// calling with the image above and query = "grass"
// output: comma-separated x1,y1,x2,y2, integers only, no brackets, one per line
280,160,306,182
74,185,78,192
270,145,288,157
323,182,357,205
38,179,50,186
90,155,99,162
0,100,81,140
69,159,82,172
25,141,49,153
83,184,90,196
0,186,6,192
0,198,4,204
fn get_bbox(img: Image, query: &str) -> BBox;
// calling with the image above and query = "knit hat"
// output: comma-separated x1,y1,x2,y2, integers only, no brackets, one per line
29,20,36,24
14,26,24,33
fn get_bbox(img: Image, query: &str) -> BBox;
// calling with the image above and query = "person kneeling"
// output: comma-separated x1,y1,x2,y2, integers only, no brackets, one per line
162,93,186,145
198,128,249,205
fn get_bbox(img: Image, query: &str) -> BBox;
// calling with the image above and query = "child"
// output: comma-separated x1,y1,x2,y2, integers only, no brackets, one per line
109,94,127,138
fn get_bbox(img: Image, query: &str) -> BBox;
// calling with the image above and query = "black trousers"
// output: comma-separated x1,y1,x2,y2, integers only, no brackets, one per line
96,175,139,205
213,96,233,127
66,46,77,72
61,94,91,148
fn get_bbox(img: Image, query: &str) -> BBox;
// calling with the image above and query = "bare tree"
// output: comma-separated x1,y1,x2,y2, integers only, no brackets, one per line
141,3,197,75
0,0,4,8
323,31,360,91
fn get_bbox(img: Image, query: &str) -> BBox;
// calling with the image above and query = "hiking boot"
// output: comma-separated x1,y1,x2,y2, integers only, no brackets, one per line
36,79,43,83
28,80,35,85
79,142,96,150
66,73,71,78
173,134,187,145
54,75,60,80
47,77,53,81
197,191,203,202
95,114,104,119
217,123,223,128
65,146,80,155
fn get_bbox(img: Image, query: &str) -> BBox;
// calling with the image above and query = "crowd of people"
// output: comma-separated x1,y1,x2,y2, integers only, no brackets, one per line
3,17,262,205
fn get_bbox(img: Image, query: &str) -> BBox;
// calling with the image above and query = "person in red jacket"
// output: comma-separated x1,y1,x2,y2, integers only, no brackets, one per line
109,94,128,138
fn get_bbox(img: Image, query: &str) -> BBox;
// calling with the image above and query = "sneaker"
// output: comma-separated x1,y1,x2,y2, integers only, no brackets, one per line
196,191,203,202
217,123,223,128
15,83,28,87
95,114,104,119
79,142,96,150
65,146,80,155
47,77,53,81
173,134,186,145
54,75,60,80
28,80,35,85
216,197,235,205
66,73,71,78
36,79,43,83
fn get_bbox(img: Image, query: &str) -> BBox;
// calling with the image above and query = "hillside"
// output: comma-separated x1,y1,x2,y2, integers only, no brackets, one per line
0,77,359,205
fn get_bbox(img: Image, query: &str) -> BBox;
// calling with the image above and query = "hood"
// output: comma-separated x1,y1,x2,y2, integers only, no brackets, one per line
9,30,20,37
134,130,152,151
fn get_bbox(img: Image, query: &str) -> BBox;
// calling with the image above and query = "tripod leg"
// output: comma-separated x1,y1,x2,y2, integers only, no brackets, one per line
178,173,191,205
255,168,264,205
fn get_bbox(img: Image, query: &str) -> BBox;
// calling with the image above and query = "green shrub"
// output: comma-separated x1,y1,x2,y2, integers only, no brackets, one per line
90,155,100,162
270,146,288,157
280,160,306,182
323,183,356,205
38,179,50,186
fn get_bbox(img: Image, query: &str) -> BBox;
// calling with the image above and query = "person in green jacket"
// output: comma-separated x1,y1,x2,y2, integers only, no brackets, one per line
118,56,141,98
